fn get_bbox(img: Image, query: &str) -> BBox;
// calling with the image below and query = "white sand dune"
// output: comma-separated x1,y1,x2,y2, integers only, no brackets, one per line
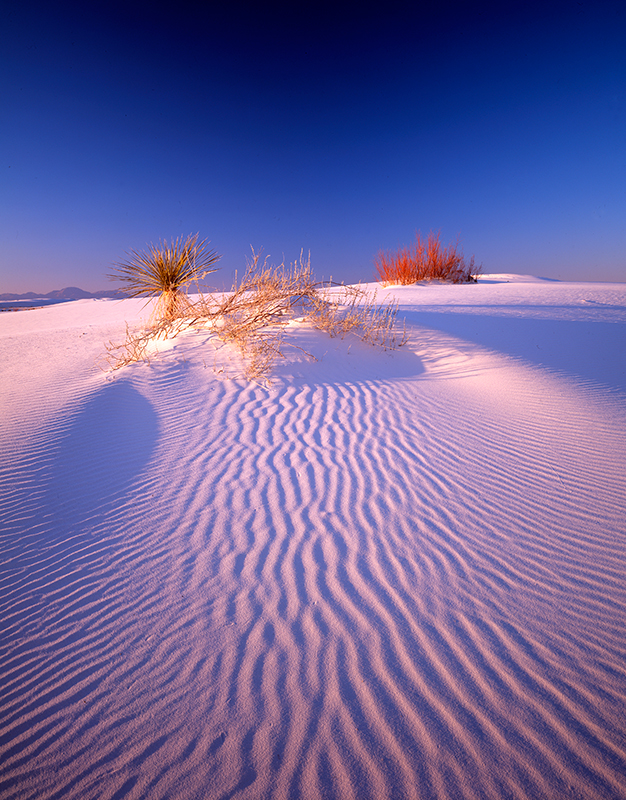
1,276,625,799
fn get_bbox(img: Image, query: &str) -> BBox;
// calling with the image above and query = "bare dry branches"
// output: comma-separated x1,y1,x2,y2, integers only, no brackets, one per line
106,248,409,381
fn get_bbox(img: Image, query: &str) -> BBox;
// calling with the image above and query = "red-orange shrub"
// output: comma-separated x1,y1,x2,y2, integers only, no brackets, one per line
375,231,480,285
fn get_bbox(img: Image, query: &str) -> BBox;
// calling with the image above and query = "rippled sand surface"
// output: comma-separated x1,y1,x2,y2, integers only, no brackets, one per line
2,278,626,799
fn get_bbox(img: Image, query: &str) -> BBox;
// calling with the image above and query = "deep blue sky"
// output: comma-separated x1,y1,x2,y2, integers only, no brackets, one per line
2,0,625,293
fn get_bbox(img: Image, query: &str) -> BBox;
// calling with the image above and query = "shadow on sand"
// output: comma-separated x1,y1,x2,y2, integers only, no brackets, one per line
404,310,626,395
37,378,159,534
267,327,425,386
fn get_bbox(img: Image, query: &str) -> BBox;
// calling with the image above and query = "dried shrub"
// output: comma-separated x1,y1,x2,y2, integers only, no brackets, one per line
106,248,408,382
375,231,481,285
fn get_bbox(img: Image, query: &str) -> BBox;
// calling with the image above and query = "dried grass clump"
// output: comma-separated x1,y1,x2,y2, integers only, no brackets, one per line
106,247,408,382
109,233,221,320
310,283,407,349
375,231,481,285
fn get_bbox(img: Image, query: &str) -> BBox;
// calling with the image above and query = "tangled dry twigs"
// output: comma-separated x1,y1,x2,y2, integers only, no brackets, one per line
106,249,408,381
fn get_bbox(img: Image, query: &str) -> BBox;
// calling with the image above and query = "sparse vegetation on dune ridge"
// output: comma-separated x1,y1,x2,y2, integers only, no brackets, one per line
375,231,481,285
107,245,408,382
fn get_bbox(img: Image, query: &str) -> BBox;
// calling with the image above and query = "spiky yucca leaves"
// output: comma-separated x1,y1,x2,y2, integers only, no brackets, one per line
111,233,221,320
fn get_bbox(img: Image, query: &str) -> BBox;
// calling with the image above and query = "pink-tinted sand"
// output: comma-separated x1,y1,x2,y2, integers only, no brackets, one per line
1,276,626,799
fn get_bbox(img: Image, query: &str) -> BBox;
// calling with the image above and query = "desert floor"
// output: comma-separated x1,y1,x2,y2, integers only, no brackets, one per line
1,276,625,799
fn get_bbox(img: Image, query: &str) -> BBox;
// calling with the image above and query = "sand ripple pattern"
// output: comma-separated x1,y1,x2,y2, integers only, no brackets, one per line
2,328,626,799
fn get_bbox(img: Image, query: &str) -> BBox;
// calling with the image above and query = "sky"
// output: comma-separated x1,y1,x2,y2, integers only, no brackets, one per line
1,0,625,294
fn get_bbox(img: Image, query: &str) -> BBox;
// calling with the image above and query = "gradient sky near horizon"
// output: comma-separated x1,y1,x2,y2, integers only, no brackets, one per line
1,0,625,294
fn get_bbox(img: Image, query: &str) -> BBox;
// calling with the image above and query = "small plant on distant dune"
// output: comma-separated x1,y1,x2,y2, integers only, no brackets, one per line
375,231,481,285
105,247,408,382
109,233,221,320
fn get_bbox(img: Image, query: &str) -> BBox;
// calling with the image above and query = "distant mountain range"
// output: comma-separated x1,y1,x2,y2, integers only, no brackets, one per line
0,287,125,301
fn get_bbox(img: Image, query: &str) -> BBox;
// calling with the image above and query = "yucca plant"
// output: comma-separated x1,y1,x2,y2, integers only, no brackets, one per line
110,233,221,320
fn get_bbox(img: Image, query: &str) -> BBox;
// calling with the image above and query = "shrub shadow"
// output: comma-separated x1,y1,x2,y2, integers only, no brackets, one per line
39,378,159,534
267,326,424,386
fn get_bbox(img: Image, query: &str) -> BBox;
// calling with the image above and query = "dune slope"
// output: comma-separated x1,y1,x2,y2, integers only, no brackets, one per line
1,278,626,800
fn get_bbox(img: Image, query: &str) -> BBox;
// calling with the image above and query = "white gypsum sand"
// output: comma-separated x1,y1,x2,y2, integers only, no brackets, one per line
1,276,625,799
